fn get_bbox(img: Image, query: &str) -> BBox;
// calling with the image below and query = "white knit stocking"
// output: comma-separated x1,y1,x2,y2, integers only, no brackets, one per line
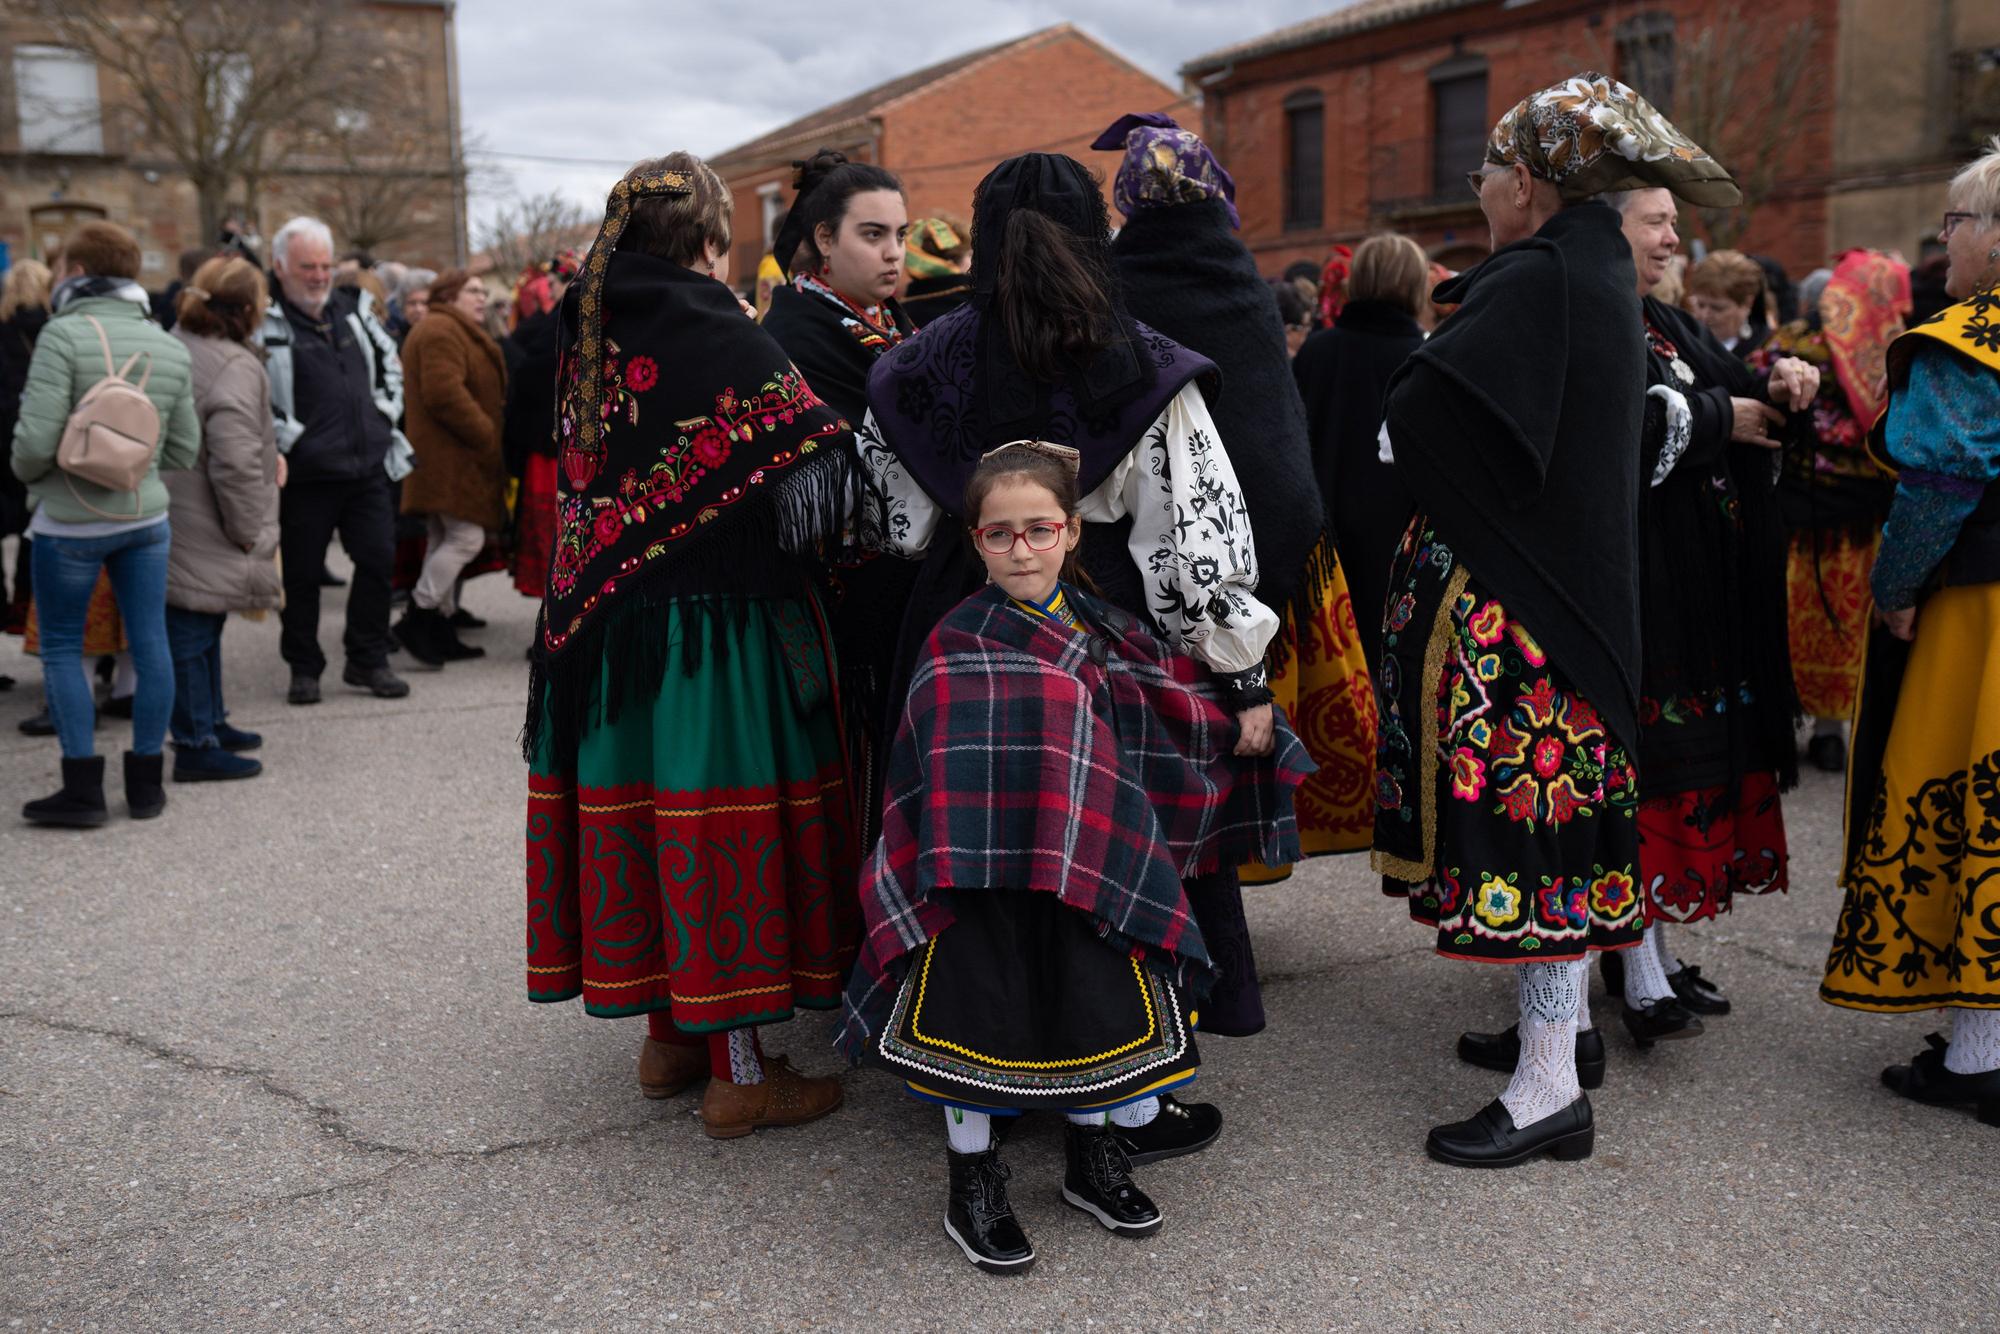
1651,921,1682,974
1501,960,1584,1129
1623,928,1677,1007
1576,977,1594,1032
945,1106,994,1153
1945,1008,2000,1075
1109,1096,1160,1128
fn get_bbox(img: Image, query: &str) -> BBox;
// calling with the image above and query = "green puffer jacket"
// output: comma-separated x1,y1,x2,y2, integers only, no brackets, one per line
9,295,200,523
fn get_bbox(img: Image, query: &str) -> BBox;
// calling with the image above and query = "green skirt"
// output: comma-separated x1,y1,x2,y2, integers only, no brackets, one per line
525,595,860,1029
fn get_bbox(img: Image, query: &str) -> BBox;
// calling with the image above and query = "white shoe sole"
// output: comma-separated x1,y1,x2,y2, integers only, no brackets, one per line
943,1217,1035,1275
1060,1186,1164,1237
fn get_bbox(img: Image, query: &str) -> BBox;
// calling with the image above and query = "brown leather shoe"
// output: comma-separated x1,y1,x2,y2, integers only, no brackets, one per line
699,1055,843,1138
638,1036,709,1100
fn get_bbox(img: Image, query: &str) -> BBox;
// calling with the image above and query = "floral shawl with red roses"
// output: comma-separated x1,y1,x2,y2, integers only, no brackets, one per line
523,244,854,761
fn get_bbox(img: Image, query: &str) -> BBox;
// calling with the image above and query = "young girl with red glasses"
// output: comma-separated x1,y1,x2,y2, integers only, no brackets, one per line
836,442,1310,1275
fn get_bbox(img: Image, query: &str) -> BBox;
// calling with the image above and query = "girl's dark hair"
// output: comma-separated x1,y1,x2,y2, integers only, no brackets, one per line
962,447,1085,582
778,148,903,275
992,209,1118,381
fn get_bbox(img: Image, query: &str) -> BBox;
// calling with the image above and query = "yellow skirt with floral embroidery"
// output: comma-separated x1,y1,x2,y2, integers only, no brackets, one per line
1242,550,1378,885
1823,581,2000,1011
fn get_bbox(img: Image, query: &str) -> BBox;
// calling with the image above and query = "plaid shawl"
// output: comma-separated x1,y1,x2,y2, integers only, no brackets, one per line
835,583,1311,1060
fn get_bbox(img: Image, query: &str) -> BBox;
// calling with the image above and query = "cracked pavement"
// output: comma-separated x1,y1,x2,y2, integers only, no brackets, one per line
3,560,1996,1331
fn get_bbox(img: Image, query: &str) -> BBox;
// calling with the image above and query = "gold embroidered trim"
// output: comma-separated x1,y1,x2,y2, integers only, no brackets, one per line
1372,563,1471,884
908,938,1160,1069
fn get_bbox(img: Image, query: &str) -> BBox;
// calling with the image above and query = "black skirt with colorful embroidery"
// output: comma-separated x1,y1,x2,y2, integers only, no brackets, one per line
1372,520,1644,962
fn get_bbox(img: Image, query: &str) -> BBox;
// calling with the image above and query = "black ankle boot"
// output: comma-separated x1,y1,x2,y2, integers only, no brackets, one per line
23,756,108,827
123,750,166,820
1061,1122,1163,1236
944,1148,1034,1275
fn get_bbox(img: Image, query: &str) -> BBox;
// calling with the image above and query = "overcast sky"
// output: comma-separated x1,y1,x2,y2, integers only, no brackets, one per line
455,1,1350,236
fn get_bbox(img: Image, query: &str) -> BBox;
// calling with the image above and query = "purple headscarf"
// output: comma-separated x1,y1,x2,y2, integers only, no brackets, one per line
1091,113,1240,230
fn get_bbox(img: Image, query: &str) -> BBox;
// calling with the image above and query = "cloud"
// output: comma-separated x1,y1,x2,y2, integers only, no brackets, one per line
456,0,1344,233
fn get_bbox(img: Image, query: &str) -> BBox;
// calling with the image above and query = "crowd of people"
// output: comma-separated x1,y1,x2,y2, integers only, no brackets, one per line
511,75,2000,1278
8,65,1997,1280
2,213,581,820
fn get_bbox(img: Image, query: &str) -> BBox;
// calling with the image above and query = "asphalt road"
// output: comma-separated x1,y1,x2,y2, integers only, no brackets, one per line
2,558,1995,1331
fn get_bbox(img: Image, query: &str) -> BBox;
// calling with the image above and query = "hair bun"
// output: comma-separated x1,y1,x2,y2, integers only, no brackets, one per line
789,148,850,196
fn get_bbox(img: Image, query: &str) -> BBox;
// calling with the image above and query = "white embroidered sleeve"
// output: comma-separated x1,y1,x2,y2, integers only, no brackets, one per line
855,409,941,556
1078,384,1281,679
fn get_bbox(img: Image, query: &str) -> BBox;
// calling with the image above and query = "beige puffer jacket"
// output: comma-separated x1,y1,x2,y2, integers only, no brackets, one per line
166,330,281,614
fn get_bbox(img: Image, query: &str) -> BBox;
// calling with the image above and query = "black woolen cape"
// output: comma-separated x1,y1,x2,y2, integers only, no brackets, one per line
1384,201,1647,754
501,307,560,477
1293,299,1425,665
1636,297,1799,793
1111,198,1325,617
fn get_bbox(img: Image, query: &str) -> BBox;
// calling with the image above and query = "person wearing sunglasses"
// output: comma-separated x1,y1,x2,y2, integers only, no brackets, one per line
1821,135,2000,1123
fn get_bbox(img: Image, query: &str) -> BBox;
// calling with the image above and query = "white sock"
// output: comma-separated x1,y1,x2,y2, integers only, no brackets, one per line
1109,1096,1159,1129
1945,1008,2000,1075
1651,921,1682,975
1501,959,1584,1128
944,1106,993,1153
725,1028,764,1085
112,651,136,699
1065,1110,1108,1127
1624,928,1677,1007
1576,979,1594,1032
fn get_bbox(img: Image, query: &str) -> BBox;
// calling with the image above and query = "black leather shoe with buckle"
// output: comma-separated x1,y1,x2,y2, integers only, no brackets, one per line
944,1148,1035,1275
1109,1093,1222,1165
1062,1123,1162,1236
1882,1033,2000,1126
1621,996,1704,1048
1668,963,1731,1015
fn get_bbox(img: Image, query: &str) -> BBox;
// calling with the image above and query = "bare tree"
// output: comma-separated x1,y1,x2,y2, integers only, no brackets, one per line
5,0,445,241
299,92,449,255
476,190,591,279
1563,8,1830,250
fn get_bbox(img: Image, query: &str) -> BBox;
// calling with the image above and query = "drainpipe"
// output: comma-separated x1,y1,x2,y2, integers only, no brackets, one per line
443,1,468,266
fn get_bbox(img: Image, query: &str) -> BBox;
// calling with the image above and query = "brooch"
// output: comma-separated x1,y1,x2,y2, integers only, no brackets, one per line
1671,358,1695,386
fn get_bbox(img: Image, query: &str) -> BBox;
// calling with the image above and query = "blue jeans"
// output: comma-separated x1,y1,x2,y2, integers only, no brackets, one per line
164,605,229,749
31,521,173,759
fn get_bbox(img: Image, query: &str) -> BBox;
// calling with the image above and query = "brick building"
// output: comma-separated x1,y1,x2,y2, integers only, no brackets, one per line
0,0,466,285
710,23,1194,283
1183,0,2000,279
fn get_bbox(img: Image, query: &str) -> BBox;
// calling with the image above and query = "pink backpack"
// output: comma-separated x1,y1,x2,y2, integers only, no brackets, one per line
56,314,161,519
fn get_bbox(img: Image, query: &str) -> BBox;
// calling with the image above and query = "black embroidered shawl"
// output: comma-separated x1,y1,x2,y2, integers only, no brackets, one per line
1384,202,1648,754
760,280,913,426
524,180,851,762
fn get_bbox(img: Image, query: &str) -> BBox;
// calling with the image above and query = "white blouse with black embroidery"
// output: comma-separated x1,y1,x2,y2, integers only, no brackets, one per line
855,382,1279,683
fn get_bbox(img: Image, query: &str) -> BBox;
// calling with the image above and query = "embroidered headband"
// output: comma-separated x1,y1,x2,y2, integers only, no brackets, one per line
571,168,693,457
981,439,1083,480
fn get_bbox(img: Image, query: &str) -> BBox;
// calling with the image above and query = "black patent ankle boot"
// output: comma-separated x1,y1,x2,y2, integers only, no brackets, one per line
1061,1122,1163,1237
944,1148,1034,1275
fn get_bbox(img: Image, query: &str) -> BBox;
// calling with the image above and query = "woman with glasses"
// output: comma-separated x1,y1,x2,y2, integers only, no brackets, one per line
395,267,508,665
1821,137,2000,1122
846,152,1282,1205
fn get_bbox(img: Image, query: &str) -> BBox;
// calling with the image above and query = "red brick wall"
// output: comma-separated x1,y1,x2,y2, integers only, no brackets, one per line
882,30,1198,235
717,28,1194,286
1207,0,1840,281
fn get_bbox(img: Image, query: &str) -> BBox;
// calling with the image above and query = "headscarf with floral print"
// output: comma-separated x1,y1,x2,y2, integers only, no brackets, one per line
1820,248,1912,425
1091,112,1240,229
1485,72,1743,208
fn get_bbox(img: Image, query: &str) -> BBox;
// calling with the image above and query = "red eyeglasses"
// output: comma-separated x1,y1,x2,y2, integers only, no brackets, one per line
973,522,1065,556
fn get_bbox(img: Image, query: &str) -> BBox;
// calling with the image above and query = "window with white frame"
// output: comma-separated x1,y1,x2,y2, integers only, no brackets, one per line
760,182,786,253
14,45,104,155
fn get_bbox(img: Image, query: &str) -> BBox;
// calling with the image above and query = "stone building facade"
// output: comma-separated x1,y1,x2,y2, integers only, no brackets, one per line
710,23,1194,284
0,0,465,284
1183,0,2000,279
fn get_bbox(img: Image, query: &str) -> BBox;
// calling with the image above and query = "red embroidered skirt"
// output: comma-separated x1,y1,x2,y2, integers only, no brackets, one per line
512,454,558,599
1637,772,1789,924
525,594,859,1028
